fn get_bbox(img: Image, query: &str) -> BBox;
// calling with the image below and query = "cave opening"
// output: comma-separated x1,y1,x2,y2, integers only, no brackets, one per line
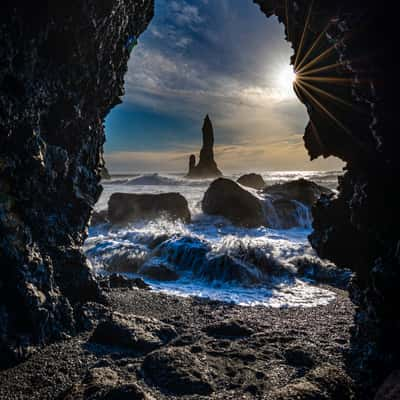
0,1,396,399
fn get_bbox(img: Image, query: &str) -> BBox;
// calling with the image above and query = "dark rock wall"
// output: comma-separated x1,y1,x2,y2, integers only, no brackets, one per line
254,0,398,397
0,0,153,367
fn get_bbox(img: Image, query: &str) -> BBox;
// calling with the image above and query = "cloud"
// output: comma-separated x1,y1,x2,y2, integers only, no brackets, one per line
105,0,342,172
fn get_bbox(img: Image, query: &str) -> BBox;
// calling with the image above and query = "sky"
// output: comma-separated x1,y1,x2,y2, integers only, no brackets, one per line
104,0,343,173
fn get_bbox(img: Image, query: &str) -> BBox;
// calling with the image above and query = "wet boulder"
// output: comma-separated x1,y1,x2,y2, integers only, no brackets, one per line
198,254,263,285
138,260,180,282
99,273,150,290
269,198,311,229
152,236,210,273
104,247,148,274
237,173,266,190
90,312,177,354
108,193,191,225
142,347,214,395
90,210,109,226
264,178,332,207
202,178,265,227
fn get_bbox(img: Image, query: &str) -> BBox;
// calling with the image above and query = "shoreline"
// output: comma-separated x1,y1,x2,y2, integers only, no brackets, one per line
0,286,355,399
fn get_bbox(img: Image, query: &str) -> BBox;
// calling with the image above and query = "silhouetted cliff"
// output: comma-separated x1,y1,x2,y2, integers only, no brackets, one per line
0,0,153,367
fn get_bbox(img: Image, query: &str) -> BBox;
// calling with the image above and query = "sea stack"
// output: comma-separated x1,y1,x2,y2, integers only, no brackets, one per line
187,115,223,178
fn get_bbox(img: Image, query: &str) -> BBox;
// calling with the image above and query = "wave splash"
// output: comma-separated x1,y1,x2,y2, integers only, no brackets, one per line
87,171,347,307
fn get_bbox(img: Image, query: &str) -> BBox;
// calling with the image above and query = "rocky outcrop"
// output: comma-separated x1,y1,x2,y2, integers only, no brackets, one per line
108,192,191,225
62,366,154,400
237,173,266,190
90,312,177,353
0,0,153,367
142,347,214,395
100,166,111,180
202,178,265,227
254,0,397,397
187,115,222,178
264,178,332,207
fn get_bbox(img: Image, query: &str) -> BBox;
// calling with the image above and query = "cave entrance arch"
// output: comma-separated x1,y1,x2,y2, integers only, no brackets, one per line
1,2,395,399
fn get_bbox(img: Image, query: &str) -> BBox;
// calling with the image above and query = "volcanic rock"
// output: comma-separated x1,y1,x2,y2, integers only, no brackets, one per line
187,115,222,178
264,178,332,207
90,210,109,226
90,312,177,353
138,261,180,281
237,173,266,190
99,273,150,290
142,347,214,395
108,192,191,225
200,254,263,285
374,370,400,400
61,366,153,400
205,320,254,338
105,248,148,274
0,0,153,367
100,166,111,180
202,178,265,227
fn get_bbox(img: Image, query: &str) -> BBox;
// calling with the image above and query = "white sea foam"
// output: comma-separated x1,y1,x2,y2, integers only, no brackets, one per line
86,170,345,308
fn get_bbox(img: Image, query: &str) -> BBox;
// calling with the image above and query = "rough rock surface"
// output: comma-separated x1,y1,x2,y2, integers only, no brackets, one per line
142,347,215,395
90,312,177,353
62,366,153,400
187,115,222,178
138,261,180,282
0,288,355,399
264,178,332,207
237,173,266,190
202,178,265,227
0,0,154,367
253,2,397,396
108,192,191,225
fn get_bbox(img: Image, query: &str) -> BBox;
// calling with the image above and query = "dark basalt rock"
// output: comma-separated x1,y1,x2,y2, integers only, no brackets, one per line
100,166,111,180
104,247,148,274
187,115,222,179
99,273,150,290
90,210,109,226
142,347,214,395
237,173,266,190
200,254,263,285
253,1,397,396
205,320,254,338
90,312,177,354
108,192,191,225
374,370,400,400
264,178,332,207
61,366,152,400
138,261,180,282
0,0,153,367
202,178,265,227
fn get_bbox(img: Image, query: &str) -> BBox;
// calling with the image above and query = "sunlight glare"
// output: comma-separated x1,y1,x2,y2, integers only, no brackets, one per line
276,64,297,97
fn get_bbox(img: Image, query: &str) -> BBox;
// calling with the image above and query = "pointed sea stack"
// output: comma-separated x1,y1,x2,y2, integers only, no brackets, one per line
187,115,222,179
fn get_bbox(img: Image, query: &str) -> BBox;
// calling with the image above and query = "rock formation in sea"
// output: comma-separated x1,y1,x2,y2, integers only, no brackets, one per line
187,115,223,178
108,192,191,224
0,0,153,367
202,178,266,227
237,173,266,190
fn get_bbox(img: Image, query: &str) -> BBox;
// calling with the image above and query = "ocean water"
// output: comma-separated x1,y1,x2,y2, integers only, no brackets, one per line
85,171,345,308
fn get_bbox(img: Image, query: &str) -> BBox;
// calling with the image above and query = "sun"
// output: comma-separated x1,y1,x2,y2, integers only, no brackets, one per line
276,64,297,96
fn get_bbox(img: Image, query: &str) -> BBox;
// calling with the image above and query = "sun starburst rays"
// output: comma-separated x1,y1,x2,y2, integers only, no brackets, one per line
285,3,366,142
